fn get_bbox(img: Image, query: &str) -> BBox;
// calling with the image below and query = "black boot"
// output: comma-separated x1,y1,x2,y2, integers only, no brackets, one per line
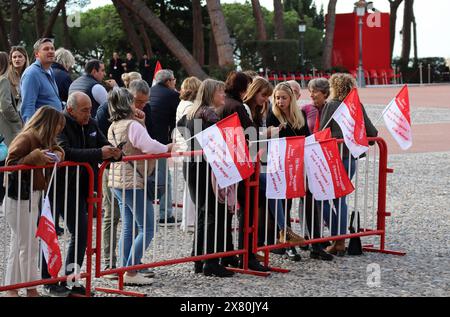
221,256,240,268
310,246,333,261
194,261,203,274
285,247,301,262
203,261,234,277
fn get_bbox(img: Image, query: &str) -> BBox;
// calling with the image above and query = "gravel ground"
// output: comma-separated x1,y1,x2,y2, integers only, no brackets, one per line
1,105,449,298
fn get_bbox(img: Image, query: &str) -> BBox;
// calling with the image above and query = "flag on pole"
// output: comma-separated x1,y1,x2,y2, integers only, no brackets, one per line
305,127,332,145
304,138,354,201
152,61,162,86
382,85,412,150
36,195,62,278
331,88,369,158
266,137,306,199
195,113,254,188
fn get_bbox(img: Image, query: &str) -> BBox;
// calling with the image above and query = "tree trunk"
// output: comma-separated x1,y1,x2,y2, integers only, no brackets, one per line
389,0,403,62
273,0,285,39
61,5,72,49
192,0,205,66
113,0,144,60
35,0,46,37
43,0,67,38
136,17,154,57
117,0,208,79
0,7,10,51
10,0,21,45
209,30,219,67
205,0,235,68
400,0,414,70
412,11,418,68
322,0,337,71
251,0,268,41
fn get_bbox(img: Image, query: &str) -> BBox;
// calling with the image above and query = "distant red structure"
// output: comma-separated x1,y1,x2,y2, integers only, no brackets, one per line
332,12,391,81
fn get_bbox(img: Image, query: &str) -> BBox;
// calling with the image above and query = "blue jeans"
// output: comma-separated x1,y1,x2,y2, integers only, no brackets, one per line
259,173,286,230
147,158,173,219
321,158,356,236
114,189,154,267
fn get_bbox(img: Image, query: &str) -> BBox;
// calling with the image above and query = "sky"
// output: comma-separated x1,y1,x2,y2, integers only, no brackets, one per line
84,0,450,59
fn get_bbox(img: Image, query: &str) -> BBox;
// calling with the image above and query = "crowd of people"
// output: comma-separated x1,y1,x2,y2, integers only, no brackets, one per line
0,37,377,297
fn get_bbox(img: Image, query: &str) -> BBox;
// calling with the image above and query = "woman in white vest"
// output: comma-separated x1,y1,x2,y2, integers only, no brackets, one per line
107,88,174,285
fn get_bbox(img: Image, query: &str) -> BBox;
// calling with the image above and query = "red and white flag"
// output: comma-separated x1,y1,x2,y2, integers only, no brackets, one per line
305,127,332,145
331,88,369,158
304,138,354,201
383,85,412,150
266,137,306,199
195,113,254,188
152,61,162,87
36,195,62,278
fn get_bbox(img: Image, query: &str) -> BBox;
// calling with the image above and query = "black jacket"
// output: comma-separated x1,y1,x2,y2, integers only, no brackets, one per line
57,110,110,194
148,83,180,144
52,62,72,103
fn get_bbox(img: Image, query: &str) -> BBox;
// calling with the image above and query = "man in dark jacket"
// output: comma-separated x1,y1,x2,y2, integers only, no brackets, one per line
42,91,121,297
108,52,124,87
52,48,75,104
148,69,180,224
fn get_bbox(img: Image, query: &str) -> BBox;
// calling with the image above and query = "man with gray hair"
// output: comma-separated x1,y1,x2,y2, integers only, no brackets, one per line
52,47,76,103
148,69,180,225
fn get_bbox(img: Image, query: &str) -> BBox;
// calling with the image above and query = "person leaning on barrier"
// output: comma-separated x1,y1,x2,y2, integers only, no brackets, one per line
107,87,174,285
318,73,378,256
3,106,65,297
303,78,330,133
177,79,235,278
39,92,121,297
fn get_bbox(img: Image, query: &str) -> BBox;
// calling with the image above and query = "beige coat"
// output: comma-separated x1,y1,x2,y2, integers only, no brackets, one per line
108,119,155,189
0,75,23,146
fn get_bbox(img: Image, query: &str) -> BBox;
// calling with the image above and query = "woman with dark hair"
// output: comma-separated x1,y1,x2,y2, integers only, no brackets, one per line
7,46,29,106
107,88,173,285
3,106,65,297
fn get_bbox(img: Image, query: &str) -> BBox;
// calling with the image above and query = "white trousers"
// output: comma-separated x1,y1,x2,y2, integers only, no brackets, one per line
180,183,196,231
4,191,41,287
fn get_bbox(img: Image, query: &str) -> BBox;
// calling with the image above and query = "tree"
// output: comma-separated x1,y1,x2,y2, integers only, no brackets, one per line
205,0,235,68
322,0,337,71
192,0,205,66
251,0,267,41
42,0,67,38
118,0,208,79
112,0,144,59
400,0,414,70
388,0,403,61
273,0,285,39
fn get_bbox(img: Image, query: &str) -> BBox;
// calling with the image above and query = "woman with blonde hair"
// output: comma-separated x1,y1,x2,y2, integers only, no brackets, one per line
178,79,234,277
7,46,29,106
121,71,142,88
52,48,76,103
317,73,377,256
3,106,65,297
174,76,202,232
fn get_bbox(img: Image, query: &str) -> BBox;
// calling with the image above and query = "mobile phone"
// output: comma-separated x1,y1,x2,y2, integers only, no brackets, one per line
46,152,60,163
117,141,127,150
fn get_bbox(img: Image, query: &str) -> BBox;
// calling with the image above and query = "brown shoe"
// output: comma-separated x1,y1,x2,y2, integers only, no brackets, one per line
325,240,346,256
279,228,307,245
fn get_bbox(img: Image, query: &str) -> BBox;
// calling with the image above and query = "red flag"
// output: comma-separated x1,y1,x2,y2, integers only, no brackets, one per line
305,128,332,145
152,61,162,86
304,138,354,201
266,137,306,199
195,113,254,188
332,88,369,157
383,85,412,150
36,196,62,278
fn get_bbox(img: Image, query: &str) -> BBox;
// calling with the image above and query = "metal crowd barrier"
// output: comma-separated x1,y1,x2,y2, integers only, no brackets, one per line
0,162,95,296
252,137,405,272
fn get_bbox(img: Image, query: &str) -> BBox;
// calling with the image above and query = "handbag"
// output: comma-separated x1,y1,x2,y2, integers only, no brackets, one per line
347,210,363,256
7,171,31,201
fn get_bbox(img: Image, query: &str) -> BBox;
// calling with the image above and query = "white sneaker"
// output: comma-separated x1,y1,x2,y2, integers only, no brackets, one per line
123,273,153,286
